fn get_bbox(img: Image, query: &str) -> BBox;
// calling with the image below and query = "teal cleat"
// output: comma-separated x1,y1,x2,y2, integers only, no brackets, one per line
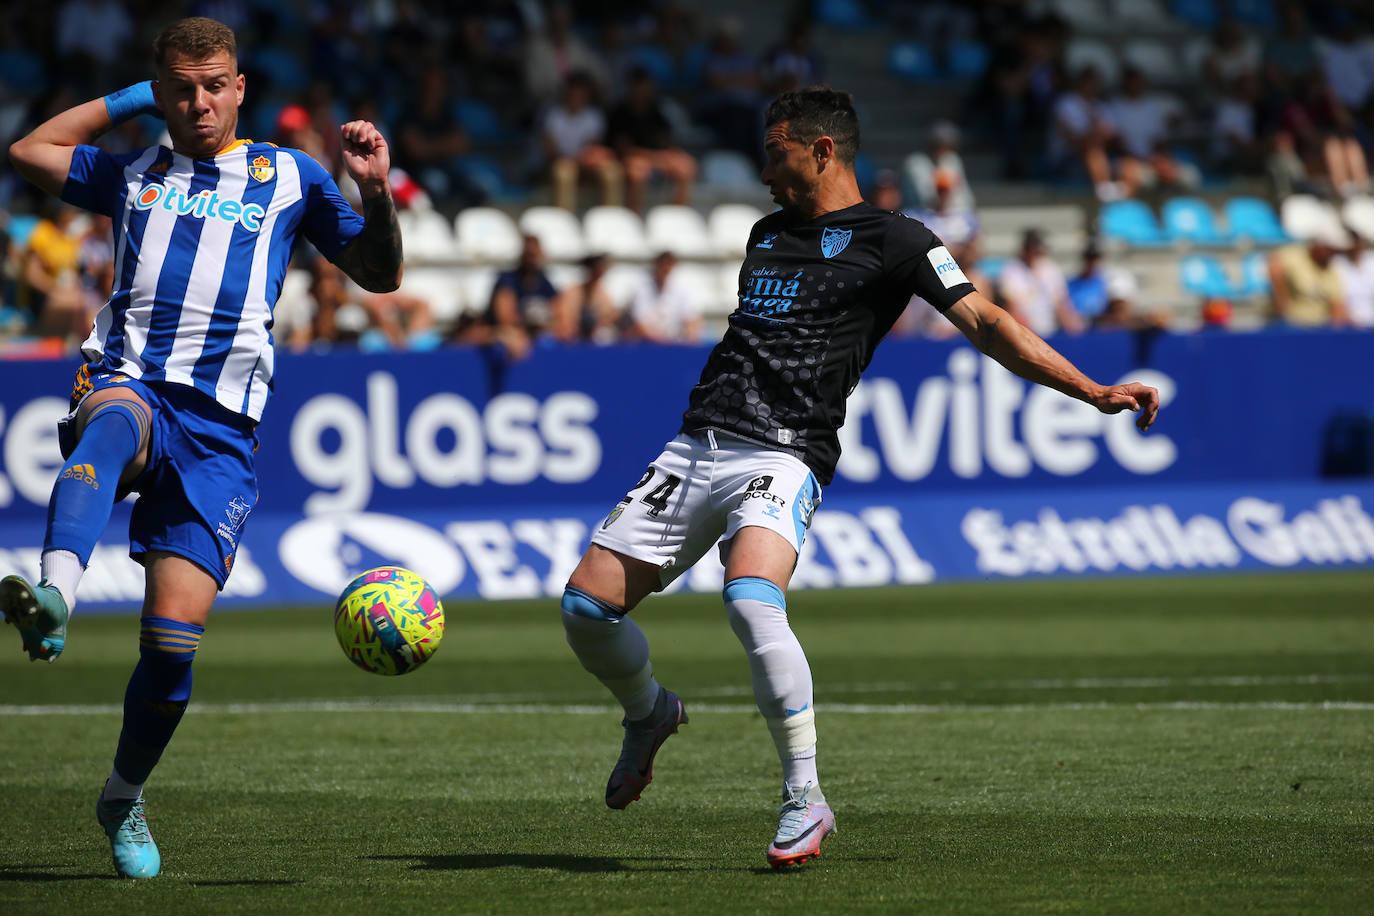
96,793,161,878
0,575,69,662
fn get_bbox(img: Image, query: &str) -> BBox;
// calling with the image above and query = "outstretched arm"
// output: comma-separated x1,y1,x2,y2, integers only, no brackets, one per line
945,290,1160,431
334,120,403,293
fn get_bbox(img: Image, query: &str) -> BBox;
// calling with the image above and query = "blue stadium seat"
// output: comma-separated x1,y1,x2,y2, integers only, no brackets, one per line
455,156,509,201
1100,200,1168,247
1171,0,1218,28
977,257,1009,283
888,42,938,82
1224,197,1289,246
1162,197,1231,245
0,50,45,87
628,45,677,89
1233,251,1272,299
453,99,511,145
946,41,990,80
815,0,876,29
1179,254,1233,298
1230,0,1277,29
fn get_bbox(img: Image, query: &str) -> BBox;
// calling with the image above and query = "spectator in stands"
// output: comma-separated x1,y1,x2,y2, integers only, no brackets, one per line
760,17,824,95
298,260,436,352
1211,74,1267,177
606,67,698,213
1267,223,1350,327
626,251,702,344
1317,18,1374,115
1048,66,1141,203
76,213,113,324
542,72,623,212
452,234,566,358
1066,242,1111,326
275,103,329,171
1335,225,1374,329
904,120,974,212
524,1,609,108
1264,2,1322,87
907,168,979,264
1110,67,1197,193
997,229,1084,337
1282,75,1371,198
561,252,624,344
981,13,1064,181
396,63,484,209
56,0,134,90
698,17,765,162
1201,20,1262,91
17,201,90,346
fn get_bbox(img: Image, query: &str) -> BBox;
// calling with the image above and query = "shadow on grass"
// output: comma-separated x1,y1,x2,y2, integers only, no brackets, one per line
189,879,306,887
368,853,728,873
0,868,110,882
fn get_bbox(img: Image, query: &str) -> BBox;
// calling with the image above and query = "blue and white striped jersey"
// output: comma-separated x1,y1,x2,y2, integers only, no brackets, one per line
61,140,365,420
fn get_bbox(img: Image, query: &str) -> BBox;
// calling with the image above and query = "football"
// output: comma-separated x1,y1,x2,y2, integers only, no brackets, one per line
334,566,445,675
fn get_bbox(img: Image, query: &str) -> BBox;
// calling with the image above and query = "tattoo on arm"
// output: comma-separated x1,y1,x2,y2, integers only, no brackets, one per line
979,316,1001,354
337,191,403,292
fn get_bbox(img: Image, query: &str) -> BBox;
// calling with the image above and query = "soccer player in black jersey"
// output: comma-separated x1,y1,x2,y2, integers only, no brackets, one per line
557,87,1160,868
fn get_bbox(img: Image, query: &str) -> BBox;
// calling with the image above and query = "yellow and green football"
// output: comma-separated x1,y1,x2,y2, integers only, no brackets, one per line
334,566,444,676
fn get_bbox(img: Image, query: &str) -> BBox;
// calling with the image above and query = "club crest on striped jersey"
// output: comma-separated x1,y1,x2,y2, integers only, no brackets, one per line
821,226,852,258
249,154,275,182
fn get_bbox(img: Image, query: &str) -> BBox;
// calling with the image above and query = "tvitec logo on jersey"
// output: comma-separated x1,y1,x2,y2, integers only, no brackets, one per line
133,183,267,231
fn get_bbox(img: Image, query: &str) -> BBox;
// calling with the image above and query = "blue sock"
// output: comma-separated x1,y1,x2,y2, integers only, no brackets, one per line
113,617,203,785
45,399,149,564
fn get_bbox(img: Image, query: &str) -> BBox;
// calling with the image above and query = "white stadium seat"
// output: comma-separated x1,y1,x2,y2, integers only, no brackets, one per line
1341,196,1374,244
582,206,650,260
717,260,745,314
1064,38,1120,86
453,207,522,265
398,209,454,264
398,267,465,326
518,206,587,262
455,267,498,315
601,263,650,308
1280,194,1341,241
699,149,759,193
669,262,723,315
645,205,714,258
709,203,766,257
1122,39,1181,87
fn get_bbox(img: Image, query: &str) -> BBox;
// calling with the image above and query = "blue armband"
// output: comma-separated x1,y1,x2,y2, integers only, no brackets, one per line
103,81,160,124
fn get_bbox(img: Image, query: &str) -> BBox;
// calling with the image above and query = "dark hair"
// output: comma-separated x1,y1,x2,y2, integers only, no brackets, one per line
154,17,237,69
764,87,860,165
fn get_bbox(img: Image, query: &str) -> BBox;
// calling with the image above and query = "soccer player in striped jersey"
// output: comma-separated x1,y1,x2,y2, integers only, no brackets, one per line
2,17,402,878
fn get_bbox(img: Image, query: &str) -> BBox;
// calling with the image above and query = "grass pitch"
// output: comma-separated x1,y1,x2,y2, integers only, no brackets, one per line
1,571,1372,914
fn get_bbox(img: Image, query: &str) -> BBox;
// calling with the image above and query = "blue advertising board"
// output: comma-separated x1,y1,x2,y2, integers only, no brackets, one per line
1,329,1371,609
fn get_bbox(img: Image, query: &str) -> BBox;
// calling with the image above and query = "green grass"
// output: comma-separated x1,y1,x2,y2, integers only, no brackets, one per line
2,571,1372,913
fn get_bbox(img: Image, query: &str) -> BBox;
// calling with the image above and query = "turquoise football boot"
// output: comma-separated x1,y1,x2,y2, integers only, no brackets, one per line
0,575,69,662
96,793,161,878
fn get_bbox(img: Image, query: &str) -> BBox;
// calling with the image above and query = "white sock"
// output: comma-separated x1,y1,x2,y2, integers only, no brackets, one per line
102,769,144,801
562,609,661,721
724,580,822,798
39,549,83,613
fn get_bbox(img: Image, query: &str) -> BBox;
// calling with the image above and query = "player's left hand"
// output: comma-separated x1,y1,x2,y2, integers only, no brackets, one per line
341,120,390,191
1092,382,1160,431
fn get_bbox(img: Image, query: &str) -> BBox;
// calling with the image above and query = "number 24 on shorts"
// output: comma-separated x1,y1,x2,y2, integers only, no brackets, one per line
602,467,682,528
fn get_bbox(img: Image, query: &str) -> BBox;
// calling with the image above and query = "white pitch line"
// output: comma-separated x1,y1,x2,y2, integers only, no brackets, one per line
1,699,1371,717
686,673,1373,697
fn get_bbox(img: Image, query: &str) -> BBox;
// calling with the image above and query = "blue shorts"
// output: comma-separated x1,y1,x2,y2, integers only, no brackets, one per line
59,366,259,589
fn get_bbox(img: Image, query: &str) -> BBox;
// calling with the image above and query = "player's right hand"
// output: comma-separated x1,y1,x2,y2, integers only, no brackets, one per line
1092,382,1160,431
